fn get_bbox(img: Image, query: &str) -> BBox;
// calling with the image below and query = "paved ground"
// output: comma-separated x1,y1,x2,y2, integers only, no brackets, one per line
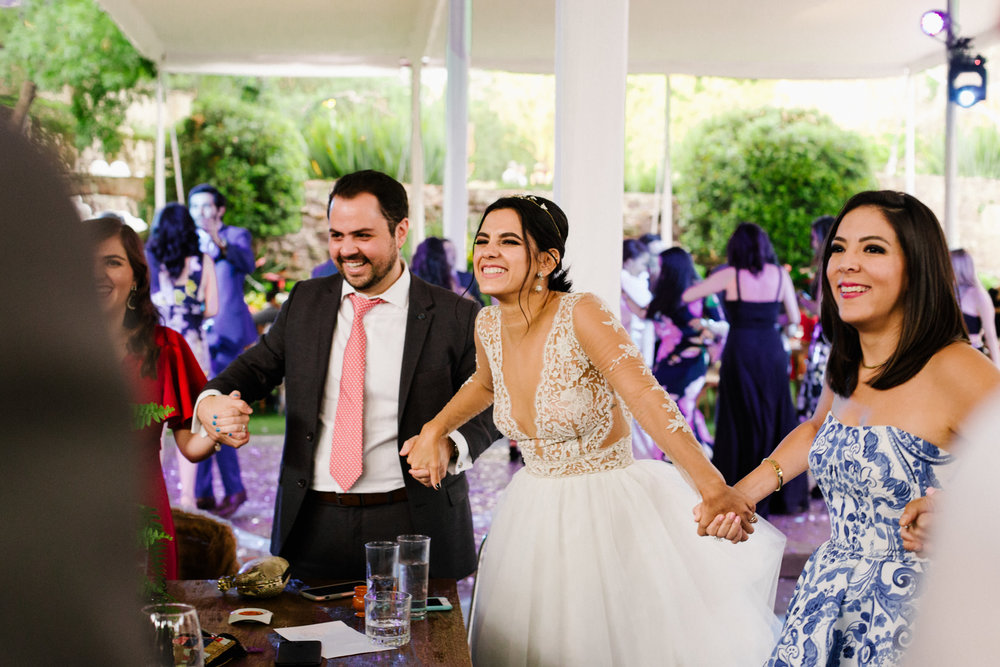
163,435,830,617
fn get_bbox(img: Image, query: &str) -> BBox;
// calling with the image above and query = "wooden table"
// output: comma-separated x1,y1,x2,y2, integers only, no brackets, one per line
168,579,472,665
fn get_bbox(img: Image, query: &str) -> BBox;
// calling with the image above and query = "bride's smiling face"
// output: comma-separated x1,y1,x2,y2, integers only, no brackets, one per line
473,208,539,299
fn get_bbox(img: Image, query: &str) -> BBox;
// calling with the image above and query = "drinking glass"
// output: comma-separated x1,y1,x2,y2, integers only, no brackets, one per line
365,540,399,595
365,591,412,648
396,534,430,620
142,603,204,666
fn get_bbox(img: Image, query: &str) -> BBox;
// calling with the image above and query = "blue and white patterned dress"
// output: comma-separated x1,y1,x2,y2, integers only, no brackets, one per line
767,413,953,666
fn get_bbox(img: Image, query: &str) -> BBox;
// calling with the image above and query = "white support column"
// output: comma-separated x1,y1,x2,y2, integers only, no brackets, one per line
409,59,426,246
443,0,470,261
554,0,629,307
659,75,673,246
154,70,166,210
943,0,959,246
904,69,916,195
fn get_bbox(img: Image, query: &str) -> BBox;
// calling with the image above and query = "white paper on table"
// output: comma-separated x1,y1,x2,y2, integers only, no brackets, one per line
275,620,393,659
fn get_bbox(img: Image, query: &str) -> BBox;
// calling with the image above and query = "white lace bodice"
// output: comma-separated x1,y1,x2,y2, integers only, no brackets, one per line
476,292,692,477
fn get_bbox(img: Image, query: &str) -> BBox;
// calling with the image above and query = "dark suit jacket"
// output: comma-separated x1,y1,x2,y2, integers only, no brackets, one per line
204,272,496,579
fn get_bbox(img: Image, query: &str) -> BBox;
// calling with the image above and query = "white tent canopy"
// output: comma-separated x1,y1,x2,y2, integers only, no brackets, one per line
98,0,1000,79
96,0,1000,302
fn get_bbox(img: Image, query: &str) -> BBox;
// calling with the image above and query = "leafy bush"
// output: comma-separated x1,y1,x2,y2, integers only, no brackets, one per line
300,79,446,184
164,95,308,239
675,107,877,270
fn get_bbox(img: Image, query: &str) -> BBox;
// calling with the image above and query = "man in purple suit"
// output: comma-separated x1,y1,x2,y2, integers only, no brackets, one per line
189,183,255,516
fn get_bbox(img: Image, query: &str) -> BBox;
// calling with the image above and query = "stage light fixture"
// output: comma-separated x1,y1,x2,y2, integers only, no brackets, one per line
920,10,949,37
948,41,987,108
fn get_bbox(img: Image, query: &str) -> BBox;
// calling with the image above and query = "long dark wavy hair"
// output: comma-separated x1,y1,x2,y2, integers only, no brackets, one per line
147,203,201,279
88,215,161,378
476,195,573,294
647,247,701,321
411,237,454,290
821,190,966,397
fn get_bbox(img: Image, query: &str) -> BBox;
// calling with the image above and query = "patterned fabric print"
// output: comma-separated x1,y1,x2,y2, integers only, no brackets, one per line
768,413,953,667
152,256,211,373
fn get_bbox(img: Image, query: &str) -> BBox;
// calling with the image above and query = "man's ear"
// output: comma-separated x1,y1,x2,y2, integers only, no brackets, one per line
395,217,410,249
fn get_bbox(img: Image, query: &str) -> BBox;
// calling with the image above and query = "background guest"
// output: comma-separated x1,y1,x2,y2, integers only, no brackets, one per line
797,214,836,421
188,183,253,517
647,247,726,450
683,222,807,515
950,248,1000,365
442,238,483,303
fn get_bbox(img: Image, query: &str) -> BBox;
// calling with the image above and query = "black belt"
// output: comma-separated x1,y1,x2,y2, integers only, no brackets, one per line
309,487,408,507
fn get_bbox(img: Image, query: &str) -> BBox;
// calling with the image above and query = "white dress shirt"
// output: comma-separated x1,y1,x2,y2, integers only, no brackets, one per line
193,265,472,492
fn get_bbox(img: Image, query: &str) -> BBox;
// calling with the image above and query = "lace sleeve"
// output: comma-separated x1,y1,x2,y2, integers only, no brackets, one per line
572,293,718,472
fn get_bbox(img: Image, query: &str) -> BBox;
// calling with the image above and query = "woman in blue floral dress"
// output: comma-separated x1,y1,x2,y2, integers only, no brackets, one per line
702,191,1000,665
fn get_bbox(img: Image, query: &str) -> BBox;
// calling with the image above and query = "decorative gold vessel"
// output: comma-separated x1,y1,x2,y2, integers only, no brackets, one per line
217,556,290,598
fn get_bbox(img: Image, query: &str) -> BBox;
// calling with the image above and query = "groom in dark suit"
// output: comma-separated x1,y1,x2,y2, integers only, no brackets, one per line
194,170,496,580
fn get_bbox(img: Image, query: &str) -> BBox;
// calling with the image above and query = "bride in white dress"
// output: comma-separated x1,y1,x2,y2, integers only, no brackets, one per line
402,195,786,666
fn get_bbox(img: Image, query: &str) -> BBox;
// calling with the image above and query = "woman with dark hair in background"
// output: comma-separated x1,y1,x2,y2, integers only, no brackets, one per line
647,247,727,449
797,214,836,421
146,202,218,510
89,216,243,580
683,222,808,515
703,191,1000,665
951,248,1000,365
403,195,785,666
410,236,455,291
146,202,218,370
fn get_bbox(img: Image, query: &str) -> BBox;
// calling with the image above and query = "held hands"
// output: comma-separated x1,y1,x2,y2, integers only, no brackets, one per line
400,424,454,490
692,483,757,544
196,391,252,449
900,487,939,554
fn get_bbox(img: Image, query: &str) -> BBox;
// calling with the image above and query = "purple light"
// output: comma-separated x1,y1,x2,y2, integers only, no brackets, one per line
921,10,948,37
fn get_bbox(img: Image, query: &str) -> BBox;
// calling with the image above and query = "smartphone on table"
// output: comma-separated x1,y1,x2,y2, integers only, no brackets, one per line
300,580,365,601
425,596,454,612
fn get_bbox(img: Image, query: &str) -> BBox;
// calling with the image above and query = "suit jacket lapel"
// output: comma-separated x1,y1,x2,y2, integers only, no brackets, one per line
310,275,343,419
398,277,433,419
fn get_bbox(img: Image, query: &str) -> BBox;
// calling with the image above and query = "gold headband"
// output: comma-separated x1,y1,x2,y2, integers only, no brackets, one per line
511,194,561,239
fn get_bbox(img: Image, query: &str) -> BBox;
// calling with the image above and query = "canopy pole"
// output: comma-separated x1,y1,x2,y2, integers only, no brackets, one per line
904,68,915,195
658,75,673,246
443,0,470,262
554,0,629,307
154,69,166,211
409,59,426,246
943,0,959,246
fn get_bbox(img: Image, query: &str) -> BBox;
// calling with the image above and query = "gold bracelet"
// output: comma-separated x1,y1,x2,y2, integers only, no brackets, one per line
762,457,783,492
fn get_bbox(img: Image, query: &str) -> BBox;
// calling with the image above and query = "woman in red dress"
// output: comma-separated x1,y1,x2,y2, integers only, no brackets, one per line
90,216,247,579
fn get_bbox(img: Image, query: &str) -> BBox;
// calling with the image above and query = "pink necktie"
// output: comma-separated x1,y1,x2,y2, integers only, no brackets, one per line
329,293,383,490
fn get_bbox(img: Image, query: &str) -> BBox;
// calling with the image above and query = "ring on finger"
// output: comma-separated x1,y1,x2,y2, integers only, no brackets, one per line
748,514,758,524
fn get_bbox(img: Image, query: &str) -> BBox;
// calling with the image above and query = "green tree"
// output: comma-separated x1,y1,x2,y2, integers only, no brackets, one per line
166,95,308,239
675,107,877,270
0,0,155,155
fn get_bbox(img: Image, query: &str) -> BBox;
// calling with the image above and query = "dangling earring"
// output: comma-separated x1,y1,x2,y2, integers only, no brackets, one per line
534,272,544,293
127,285,137,310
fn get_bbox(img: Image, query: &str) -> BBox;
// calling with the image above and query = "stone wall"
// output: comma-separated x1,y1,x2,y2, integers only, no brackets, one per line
77,175,1000,282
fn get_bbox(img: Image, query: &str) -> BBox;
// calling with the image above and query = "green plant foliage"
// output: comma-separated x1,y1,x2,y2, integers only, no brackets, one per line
675,107,877,270
168,95,308,239
0,0,155,155
138,504,173,602
132,402,176,430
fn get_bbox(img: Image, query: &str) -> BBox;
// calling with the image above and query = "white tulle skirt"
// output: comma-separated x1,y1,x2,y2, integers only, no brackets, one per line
469,459,785,666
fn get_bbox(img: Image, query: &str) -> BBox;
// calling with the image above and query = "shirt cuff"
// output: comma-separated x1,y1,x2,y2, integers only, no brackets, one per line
447,430,472,475
191,389,223,437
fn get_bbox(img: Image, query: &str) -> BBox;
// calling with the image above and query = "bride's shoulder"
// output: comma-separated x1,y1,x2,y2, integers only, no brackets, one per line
568,292,626,332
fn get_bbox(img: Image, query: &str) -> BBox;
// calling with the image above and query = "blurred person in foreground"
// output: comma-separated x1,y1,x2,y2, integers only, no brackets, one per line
90,215,245,579
1,125,144,663
701,191,1000,665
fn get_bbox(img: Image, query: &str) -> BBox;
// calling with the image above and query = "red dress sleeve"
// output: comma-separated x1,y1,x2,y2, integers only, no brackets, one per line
154,326,208,431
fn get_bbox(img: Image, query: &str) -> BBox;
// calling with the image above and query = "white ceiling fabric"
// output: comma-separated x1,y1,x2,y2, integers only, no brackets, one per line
97,0,1000,79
